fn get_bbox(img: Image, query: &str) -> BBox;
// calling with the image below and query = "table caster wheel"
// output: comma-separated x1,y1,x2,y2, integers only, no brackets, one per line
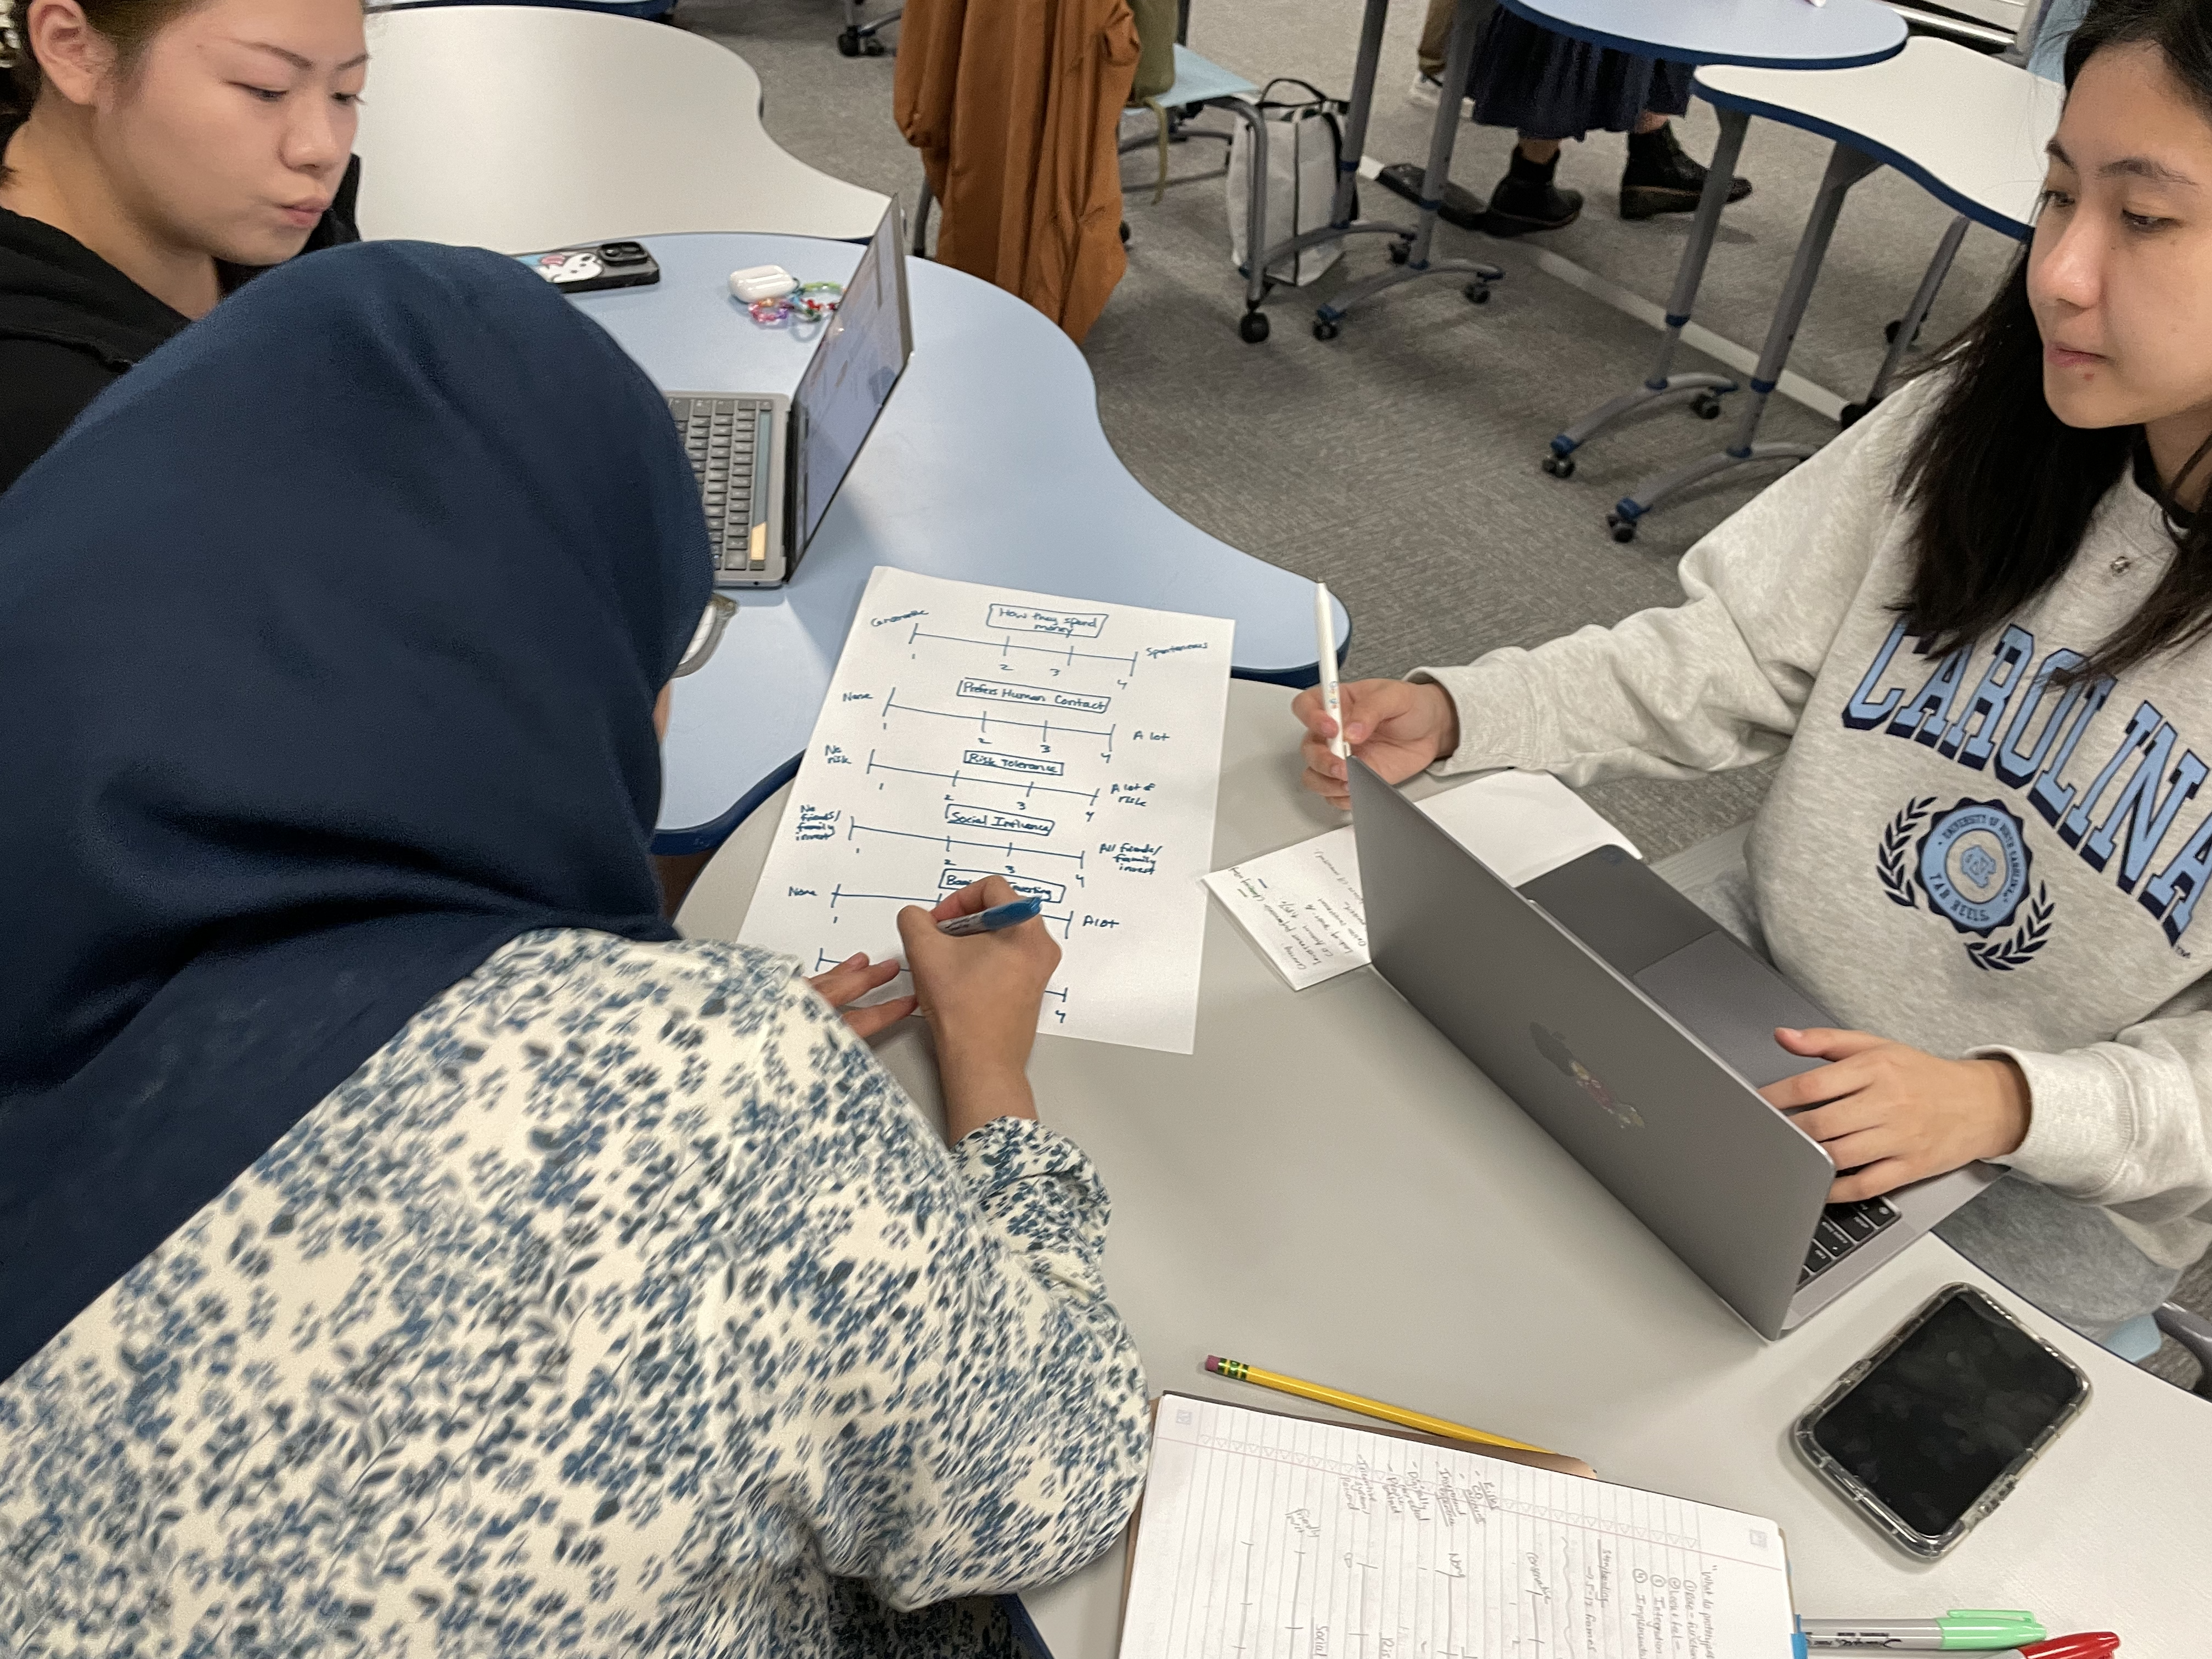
1464,283,1491,304
1541,453,1575,479
1388,241,1410,265
1313,319,1340,341
1839,399,1872,428
862,33,885,54
1606,514,1638,544
1239,311,1271,343
836,26,860,54
1690,392,1723,420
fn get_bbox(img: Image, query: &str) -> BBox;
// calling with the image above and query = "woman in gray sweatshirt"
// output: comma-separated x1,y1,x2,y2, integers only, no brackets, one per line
1297,0,2212,1340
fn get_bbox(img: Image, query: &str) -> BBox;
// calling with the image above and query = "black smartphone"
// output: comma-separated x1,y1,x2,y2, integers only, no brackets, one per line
515,240,662,295
1794,1284,2090,1560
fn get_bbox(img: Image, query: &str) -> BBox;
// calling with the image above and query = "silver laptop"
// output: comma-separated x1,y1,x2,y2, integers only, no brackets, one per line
667,200,913,586
1347,758,1996,1340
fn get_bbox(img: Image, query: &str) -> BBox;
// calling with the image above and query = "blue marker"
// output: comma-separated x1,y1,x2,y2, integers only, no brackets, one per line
936,896,1042,935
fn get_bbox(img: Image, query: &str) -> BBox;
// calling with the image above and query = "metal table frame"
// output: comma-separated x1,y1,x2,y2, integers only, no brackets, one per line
1240,0,1503,343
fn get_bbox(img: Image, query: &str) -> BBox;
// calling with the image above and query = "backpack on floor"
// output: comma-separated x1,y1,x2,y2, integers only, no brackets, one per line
1226,79,1354,287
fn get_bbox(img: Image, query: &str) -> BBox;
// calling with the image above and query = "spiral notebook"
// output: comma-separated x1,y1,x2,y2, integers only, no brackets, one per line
1118,1395,1796,1658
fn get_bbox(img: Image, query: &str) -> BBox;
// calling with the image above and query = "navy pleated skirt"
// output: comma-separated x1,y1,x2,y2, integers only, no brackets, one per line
1466,11,1694,141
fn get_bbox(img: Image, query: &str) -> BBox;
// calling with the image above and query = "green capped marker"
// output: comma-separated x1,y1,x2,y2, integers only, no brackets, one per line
1798,1611,2046,1651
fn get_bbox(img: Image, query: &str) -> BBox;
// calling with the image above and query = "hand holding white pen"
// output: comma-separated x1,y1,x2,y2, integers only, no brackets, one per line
1291,584,1462,808
1314,582,1349,764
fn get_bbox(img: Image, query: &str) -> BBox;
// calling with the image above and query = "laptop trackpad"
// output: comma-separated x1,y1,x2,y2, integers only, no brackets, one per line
1632,932,1833,1088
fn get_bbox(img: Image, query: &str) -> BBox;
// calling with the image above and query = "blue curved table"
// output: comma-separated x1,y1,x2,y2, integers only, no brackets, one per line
1498,0,1906,70
571,233,1344,854
1512,0,1910,504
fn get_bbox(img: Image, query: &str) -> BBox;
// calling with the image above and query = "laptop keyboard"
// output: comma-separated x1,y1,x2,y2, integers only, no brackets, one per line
1799,1196,1902,1289
668,394,776,578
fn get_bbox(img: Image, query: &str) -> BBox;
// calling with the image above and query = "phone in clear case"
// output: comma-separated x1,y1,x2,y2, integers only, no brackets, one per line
1794,1282,2090,1560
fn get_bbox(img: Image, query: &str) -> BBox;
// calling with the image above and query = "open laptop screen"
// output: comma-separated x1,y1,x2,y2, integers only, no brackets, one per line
791,204,913,553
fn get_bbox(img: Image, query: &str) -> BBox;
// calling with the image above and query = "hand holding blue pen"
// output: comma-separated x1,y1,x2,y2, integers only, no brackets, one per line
936,896,1042,935
898,877,1062,1143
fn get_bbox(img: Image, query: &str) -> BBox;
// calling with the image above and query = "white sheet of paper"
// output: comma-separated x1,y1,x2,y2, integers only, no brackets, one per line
742,567,1232,1054
1119,1397,1795,1659
1202,771,1640,991
1203,826,1366,991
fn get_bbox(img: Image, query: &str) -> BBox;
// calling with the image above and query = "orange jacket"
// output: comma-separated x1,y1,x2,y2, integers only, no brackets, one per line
894,0,1139,343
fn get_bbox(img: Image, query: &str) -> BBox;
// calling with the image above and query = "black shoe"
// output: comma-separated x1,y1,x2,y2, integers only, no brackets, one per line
1376,162,1487,230
1482,148,1582,236
1620,123,1752,220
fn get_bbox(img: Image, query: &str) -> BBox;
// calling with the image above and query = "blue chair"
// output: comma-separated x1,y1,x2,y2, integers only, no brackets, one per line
1117,44,1276,340
912,29,1273,343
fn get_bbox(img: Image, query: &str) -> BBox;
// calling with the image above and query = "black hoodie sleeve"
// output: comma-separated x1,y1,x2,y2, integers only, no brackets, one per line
0,338,116,494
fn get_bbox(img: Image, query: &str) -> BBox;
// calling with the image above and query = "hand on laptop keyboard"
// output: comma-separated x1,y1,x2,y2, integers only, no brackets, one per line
1758,1026,2030,1202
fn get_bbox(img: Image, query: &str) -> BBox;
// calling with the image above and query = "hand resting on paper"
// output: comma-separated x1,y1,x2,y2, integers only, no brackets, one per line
1758,1028,2030,1202
1292,678,1462,809
898,876,1062,1143
806,953,917,1040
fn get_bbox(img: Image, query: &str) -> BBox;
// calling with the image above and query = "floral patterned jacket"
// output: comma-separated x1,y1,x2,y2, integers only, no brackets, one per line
0,930,1149,1656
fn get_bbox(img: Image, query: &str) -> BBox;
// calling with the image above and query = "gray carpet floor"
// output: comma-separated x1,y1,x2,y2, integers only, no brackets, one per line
680,0,2207,1390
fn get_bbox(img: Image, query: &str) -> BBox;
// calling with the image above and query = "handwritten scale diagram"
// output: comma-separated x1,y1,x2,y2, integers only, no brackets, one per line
742,567,1234,1053
1120,1399,1795,1659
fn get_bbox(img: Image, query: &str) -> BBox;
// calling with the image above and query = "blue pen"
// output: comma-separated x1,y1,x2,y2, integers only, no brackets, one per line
936,896,1042,935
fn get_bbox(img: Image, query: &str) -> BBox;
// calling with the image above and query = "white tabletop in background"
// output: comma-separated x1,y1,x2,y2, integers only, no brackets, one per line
1499,0,1907,70
353,5,886,249
1697,34,2063,234
683,680,2212,1659
571,234,1339,850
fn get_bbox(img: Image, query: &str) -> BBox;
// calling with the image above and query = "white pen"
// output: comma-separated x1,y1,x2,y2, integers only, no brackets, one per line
1314,581,1348,762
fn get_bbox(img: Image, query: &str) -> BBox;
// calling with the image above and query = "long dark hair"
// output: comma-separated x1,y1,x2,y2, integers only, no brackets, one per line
1897,0,2212,682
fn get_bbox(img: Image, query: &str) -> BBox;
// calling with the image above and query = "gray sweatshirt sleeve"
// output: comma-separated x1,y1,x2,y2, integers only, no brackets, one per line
1979,989,2212,1244
1413,383,1931,785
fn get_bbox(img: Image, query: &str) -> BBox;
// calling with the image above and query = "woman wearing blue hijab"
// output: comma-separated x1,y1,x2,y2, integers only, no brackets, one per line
0,240,1148,1656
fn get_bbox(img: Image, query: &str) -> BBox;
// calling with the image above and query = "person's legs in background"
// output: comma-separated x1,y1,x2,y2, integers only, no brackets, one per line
1615,58,1755,223
1470,14,1752,235
1410,0,1492,108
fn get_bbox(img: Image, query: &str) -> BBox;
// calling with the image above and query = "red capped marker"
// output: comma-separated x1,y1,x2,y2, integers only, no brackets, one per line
2003,1637,2119,1659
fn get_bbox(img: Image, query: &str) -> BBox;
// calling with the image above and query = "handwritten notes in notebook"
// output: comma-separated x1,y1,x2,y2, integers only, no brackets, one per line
1203,771,1642,991
1121,1397,1794,1659
742,568,1232,1054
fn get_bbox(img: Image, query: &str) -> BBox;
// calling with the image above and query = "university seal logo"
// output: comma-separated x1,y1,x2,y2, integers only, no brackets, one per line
1877,795,2054,972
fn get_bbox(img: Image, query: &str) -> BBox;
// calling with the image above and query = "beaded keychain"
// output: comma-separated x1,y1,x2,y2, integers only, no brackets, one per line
748,283,843,326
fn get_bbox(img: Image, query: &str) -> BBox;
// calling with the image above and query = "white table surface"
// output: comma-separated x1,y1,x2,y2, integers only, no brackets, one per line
1697,33,2063,235
353,5,886,250
683,680,2212,1659
1499,0,1907,70
568,234,1341,852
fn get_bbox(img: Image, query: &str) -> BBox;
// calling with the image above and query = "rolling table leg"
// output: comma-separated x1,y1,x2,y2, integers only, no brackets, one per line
1310,0,1503,338
1247,0,1430,320
1544,106,1752,477
1332,0,1392,225
1843,210,1969,425
837,0,896,55
1605,139,1881,543
1223,97,1272,341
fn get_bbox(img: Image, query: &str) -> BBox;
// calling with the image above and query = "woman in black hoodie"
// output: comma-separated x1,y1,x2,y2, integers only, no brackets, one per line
0,0,363,491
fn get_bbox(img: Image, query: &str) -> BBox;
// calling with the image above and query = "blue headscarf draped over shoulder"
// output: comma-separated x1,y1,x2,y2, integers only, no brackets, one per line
0,241,712,1381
